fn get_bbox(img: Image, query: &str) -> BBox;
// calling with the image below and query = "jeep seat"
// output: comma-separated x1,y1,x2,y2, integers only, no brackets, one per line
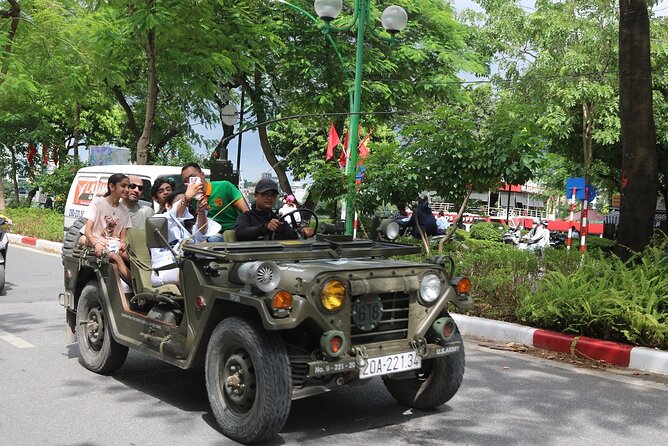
126,227,181,296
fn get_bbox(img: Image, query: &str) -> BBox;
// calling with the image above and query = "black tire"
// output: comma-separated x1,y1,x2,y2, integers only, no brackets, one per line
383,331,465,410
62,217,87,257
205,317,292,443
75,281,128,374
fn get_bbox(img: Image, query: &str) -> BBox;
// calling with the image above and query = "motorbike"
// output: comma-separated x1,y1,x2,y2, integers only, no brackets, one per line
502,227,522,246
0,216,11,293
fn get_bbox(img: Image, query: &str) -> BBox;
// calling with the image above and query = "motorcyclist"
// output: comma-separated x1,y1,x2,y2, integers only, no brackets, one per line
522,219,550,252
396,194,438,238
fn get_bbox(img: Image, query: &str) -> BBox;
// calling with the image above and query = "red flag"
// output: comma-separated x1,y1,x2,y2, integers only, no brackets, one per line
326,122,340,161
339,130,350,168
358,127,374,158
27,143,37,165
43,143,49,165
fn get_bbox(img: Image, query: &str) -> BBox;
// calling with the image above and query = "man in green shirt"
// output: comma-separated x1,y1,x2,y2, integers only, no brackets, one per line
181,163,249,240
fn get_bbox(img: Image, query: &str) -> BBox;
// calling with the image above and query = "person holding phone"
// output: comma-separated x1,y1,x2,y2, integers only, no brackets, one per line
180,163,249,240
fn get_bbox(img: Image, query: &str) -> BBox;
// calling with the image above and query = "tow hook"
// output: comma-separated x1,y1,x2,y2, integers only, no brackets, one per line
351,345,368,368
410,337,428,357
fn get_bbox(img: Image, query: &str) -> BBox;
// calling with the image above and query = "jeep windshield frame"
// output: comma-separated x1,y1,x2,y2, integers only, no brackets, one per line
181,238,421,262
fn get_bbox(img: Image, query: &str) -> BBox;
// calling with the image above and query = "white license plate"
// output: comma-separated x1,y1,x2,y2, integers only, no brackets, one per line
359,351,422,379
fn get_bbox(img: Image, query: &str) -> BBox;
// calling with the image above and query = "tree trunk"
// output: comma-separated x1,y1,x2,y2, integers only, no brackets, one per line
0,0,20,85
615,0,658,259
136,2,158,165
73,102,80,161
244,70,293,195
438,186,473,253
582,101,594,182
10,146,18,200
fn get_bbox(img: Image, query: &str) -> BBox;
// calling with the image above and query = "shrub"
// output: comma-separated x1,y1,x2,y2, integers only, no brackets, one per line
516,237,668,349
4,208,64,242
469,222,507,242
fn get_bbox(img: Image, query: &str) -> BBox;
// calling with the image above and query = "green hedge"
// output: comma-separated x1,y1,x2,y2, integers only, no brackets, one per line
517,239,668,349
4,208,64,242
469,222,508,242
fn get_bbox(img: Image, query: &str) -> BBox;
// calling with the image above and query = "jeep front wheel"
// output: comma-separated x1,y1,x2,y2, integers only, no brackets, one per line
205,317,292,443
382,331,465,410
75,281,128,374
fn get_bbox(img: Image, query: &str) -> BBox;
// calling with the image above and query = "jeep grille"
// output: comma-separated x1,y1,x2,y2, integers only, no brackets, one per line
350,292,410,344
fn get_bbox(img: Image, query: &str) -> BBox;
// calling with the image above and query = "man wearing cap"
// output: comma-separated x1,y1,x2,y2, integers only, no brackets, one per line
235,178,315,241
181,163,249,237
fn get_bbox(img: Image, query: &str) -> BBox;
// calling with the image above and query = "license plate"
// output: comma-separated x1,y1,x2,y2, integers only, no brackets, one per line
359,351,422,379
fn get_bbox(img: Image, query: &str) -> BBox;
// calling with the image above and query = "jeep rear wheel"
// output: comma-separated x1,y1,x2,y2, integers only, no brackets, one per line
205,317,292,443
383,331,465,410
75,281,128,374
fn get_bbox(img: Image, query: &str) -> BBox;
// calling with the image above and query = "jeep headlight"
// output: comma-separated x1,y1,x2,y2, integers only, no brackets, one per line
378,218,400,241
419,274,442,303
321,279,346,312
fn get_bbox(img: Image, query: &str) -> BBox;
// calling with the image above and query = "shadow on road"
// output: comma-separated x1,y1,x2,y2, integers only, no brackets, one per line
62,342,667,445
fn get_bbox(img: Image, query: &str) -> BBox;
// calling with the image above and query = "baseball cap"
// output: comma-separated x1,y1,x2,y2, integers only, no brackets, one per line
255,178,279,194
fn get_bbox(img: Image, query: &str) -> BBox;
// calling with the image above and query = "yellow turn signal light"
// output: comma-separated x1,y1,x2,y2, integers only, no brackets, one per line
321,280,346,312
455,277,472,295
272,290,293,310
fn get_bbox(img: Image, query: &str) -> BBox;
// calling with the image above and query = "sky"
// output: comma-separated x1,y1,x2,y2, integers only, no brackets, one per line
192,0,668,183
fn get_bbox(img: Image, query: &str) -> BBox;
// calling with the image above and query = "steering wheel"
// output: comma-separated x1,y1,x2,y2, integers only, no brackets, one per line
272,209,319,240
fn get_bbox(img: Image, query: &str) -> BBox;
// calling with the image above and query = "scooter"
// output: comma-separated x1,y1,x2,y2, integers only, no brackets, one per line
0,216,10,293
502,227,522,246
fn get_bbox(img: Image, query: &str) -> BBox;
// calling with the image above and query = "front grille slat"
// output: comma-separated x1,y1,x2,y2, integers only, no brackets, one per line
351,291,410,343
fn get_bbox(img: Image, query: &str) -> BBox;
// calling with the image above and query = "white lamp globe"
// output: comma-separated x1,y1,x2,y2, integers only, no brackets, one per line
314,0,343,22
381,5,408,34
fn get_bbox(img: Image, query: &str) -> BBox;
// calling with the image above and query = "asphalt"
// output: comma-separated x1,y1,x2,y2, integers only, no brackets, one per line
9,233,667,376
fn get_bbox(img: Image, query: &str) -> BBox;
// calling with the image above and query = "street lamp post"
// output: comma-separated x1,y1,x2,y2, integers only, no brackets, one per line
313,0,407,235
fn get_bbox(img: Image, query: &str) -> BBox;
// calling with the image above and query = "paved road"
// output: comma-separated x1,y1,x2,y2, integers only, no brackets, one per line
1,246,667,445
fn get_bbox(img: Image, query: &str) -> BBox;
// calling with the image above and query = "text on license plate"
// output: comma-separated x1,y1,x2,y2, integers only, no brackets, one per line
359,351,422,379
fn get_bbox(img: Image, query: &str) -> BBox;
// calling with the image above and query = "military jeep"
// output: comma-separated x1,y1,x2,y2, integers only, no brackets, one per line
60,215,473,443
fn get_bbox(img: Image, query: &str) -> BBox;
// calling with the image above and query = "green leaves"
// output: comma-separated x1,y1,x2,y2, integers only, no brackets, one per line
517,237,668,348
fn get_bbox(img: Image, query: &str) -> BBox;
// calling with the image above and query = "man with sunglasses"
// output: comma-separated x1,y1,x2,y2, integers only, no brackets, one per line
235,178,314,241
122,175,154,229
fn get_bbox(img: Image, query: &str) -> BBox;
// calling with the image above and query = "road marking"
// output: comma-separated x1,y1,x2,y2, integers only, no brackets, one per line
0,328,35,348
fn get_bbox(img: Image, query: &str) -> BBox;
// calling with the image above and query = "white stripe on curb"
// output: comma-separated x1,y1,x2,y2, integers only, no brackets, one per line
8,233,62,254
629,347,668,376
452,313,536,346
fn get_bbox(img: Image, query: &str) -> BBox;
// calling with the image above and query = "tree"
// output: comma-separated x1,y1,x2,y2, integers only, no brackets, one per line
615,0,658,257
235,0,482,203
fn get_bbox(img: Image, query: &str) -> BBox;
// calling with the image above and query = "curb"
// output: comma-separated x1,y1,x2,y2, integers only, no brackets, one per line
8,233,63,254
452,313,668,376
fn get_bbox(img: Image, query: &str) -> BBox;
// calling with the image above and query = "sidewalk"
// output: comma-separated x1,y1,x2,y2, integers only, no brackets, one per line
9,233,668,376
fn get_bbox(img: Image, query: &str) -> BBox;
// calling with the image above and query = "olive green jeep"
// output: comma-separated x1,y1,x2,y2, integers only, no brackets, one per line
59,214,473,443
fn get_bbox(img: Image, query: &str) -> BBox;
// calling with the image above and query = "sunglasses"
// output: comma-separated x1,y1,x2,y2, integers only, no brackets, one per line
129,184,144,191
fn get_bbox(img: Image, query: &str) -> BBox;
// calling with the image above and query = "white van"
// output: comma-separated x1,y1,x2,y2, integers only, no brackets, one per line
64,165,210,232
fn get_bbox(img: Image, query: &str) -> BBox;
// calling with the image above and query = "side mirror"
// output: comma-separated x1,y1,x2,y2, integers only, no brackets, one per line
145,216,169,249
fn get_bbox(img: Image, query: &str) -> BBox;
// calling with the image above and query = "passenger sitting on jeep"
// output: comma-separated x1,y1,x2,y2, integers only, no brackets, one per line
150,188,209,286
79,173,133,284
235,178,314,241
181,163,249,239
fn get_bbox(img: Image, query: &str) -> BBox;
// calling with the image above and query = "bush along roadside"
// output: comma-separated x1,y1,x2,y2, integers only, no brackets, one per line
516,236,668,350
4,208,64,242
394,225,667,349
